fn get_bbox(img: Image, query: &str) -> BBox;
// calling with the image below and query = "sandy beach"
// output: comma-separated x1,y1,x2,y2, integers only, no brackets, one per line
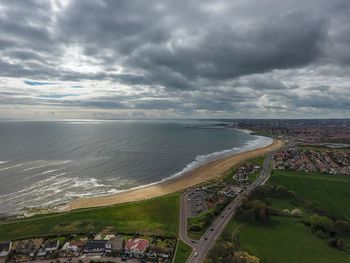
67,139,283,211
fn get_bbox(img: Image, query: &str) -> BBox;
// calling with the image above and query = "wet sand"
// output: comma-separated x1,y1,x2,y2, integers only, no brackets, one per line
66,139,283,211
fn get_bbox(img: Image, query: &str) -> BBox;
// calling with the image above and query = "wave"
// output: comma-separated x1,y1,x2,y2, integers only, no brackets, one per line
0,163,24,171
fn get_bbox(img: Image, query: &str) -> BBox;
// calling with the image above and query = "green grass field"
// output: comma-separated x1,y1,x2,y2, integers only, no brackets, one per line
0,194,179,241
174,240,192,263
270,170,350,220
240,217,350,263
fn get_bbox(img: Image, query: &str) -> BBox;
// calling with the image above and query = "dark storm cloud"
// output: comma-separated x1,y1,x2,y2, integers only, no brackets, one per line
0,0,349,117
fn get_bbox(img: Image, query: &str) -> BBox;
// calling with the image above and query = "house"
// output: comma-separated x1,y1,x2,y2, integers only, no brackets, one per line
61,240,85,257
15,239,43,257
29,239,43,257
0,241,12,257
105,236,124,253
37,239,59,257
83,240,107,254
124,238,149,257
43,239,60,252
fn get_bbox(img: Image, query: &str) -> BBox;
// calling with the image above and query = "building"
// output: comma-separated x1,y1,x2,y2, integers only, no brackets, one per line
15,239,43,257
61,240,85,257
124,238,149,257
83,240,107,254
105,236,124,253
43,239,60,252
0,241,12,257
37,239,59,257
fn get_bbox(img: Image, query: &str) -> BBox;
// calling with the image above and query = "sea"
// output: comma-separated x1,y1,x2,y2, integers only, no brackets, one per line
0,120,272,216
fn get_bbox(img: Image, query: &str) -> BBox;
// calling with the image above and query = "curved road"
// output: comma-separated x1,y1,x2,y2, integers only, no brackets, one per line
179,151,277,263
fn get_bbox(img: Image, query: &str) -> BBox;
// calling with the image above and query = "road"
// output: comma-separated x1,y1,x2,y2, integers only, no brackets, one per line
179,151,277,263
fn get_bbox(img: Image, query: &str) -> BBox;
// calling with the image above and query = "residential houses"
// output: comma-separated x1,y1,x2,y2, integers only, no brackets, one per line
105,236,124,254
83,240,107,255
124,238,149,258
0,241,12,257
11,239,43,261
60,240,85,257
4,233,176,262
274,148,350,175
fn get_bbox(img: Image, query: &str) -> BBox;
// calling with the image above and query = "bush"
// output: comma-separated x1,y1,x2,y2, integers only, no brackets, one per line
333,220,350,237
291,208,302,217
336,239,346,250
310,214,333,234
328,238,338,247
315,230,328,239
328,238,346,250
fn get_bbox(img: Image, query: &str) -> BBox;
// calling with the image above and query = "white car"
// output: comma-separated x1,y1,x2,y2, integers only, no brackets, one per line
194,251,199,257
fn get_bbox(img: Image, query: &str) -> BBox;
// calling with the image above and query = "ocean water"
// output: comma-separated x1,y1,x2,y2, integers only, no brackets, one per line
0,120,272,215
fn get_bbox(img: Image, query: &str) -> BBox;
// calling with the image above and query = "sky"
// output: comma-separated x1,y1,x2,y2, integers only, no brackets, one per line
0,0,349,119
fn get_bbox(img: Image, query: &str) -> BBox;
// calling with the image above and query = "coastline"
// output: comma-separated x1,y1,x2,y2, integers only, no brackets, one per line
66,139,283,211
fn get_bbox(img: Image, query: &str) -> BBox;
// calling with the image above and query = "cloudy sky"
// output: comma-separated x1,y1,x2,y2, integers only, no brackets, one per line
0,0,349,119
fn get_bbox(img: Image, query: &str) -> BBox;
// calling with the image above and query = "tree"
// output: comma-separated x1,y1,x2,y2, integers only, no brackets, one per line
236,200,269,223
252,200,269,223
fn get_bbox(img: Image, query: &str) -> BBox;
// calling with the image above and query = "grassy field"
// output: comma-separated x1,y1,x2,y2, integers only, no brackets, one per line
208,215,350,263
0,194,179,241
240,217,350,263
174,240,192,263
270,170,350,220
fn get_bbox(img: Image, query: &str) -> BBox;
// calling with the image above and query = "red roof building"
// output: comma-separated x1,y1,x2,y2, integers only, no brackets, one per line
124,238,149,256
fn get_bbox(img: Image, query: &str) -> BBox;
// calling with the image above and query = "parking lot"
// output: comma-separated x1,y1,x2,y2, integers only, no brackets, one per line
186,189,208,217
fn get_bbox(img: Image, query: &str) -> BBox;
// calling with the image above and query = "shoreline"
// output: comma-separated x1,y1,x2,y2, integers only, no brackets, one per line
66,139,283,211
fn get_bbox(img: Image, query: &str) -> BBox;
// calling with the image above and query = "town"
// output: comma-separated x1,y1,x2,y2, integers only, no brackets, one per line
274,148,350,175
